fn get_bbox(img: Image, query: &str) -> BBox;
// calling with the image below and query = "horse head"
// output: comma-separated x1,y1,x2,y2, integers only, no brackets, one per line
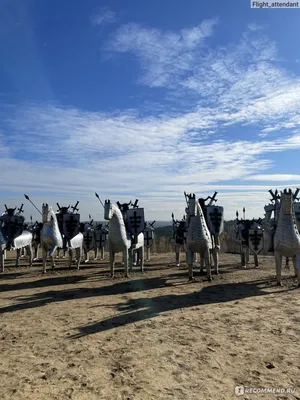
104,199,112,220
42,203,50,223
280,189,294,216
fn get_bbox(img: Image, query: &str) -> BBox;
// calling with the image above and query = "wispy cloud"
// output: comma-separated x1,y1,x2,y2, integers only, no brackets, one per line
91,7,116,26
2,19,300,221
245,174,300,181
105,19,218,87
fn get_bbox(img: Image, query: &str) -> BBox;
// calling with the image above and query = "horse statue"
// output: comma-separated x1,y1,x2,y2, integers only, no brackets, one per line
102,197,144,278
185,193,212,281
235,212,264,268
40,203,83,273
0,204,33,272
81,220,108,263
54,202,83,266
198,192,224,274
40,204,63,273
30,221,43,261
171,213,187,266
273,189,300,286
117,199,144,269
93,222,108,261
143,221,155,261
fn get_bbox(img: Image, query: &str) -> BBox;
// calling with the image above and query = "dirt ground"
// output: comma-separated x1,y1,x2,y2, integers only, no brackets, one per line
0,251,299,400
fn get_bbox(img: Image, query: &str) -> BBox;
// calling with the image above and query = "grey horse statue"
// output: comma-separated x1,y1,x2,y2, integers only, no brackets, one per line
0,205,33,272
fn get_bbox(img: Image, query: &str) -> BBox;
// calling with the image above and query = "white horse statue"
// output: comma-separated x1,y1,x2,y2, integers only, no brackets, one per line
103,199,144,277
273,189,300,286
40,204,63,273
185,193,212,281
0,207,33,272
40,204,83,273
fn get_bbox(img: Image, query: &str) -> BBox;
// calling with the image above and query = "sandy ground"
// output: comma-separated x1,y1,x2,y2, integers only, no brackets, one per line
0,251,299,400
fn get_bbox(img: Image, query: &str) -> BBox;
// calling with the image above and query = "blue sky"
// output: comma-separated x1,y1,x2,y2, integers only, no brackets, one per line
1,0,300,222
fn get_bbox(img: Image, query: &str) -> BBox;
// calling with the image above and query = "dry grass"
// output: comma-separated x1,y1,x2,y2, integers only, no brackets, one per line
0,251,299,400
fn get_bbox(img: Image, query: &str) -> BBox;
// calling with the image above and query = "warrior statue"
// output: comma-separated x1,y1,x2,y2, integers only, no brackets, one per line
235,210,264,268
171,213,187,267
0,204,33,272
143,221,155,261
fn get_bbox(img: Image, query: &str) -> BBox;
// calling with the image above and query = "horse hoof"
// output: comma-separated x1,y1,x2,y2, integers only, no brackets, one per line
208,277,213,282
276,282,282,286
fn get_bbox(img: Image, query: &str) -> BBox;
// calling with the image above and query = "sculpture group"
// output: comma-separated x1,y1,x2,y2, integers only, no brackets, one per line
1,188,300,287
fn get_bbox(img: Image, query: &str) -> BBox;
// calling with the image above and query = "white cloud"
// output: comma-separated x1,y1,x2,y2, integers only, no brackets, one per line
245,174,300,181
2,20,300,222
105,19,218,87
91,7,116,26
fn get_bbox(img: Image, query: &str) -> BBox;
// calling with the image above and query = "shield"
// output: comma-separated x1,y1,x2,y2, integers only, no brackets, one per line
294,202,300,230
7,216,25,240
206,206,224,235
62,214,80,238
248,228,264,254
144,228,154,248
126,208,145,236
83,230,95,252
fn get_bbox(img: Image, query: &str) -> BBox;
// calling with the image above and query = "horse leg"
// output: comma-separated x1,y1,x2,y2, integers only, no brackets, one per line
76,247,81,270
187,250,194,281
133,249,137,266
140,247,144,273
293,254,300,286
241,246,246,268
246,247,250,264
42,248,47,273
128,248,133,276
285,257,290,270
16,248,21,267
175,245,180,267
146,247,150,262
27,245,33,268
94,247,98,260
254,253,259,268
275,251,283,286
101,246,104,260
84,249,89,264
211,247,219,275
110,250,115,278
292,254,298,278
33,244,39,261
205,248,212,282
0,248,4,272
68,249,73,268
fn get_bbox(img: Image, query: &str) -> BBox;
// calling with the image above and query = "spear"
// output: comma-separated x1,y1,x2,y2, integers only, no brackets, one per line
95,192,105,208
24,194,42,216
243,207,245,220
